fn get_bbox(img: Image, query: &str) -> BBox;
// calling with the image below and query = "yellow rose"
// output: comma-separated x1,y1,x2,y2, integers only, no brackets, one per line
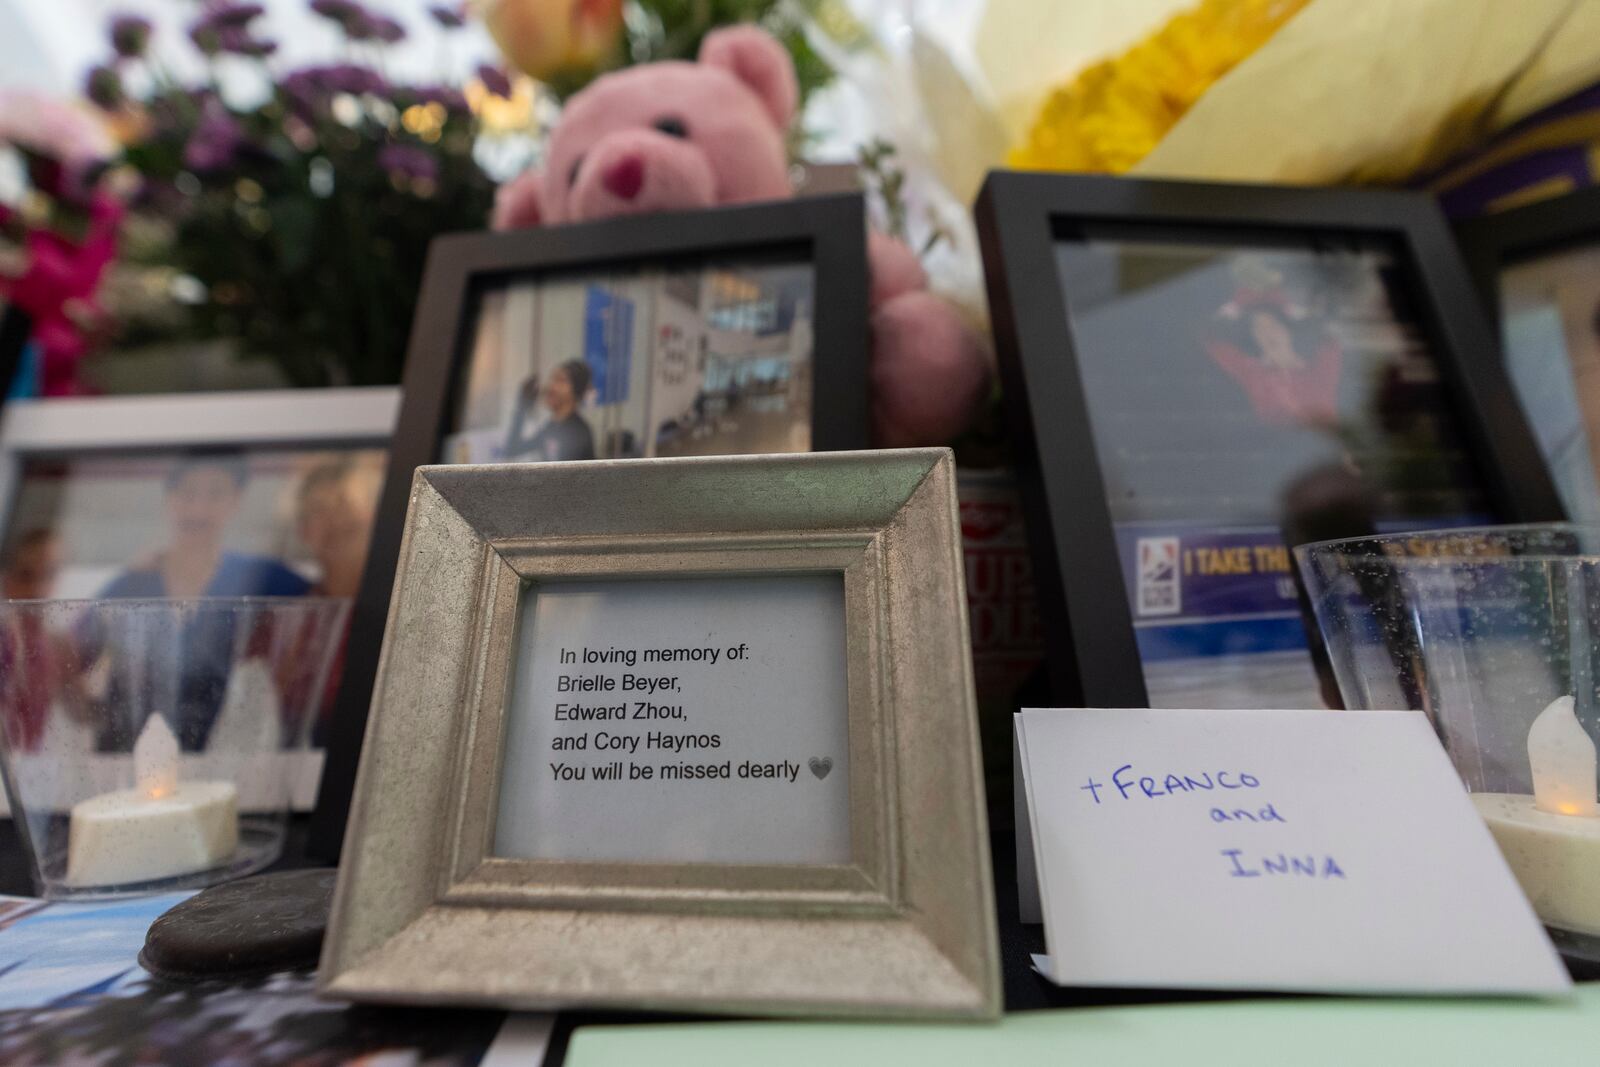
475,0,624,85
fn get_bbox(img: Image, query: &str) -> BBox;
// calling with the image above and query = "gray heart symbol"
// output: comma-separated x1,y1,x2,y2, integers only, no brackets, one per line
808,756,832,780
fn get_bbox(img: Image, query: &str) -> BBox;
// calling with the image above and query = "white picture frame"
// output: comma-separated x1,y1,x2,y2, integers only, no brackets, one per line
0,388,399,515
0,387,399,811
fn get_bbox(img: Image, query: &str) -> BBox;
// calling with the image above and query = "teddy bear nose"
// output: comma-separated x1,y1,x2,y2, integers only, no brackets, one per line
601,155,645,200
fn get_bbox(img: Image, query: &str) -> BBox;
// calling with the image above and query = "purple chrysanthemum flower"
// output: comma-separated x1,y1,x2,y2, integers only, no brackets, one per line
378,143,439,184
280,69,315,98
204,2,266,29
190,2,269,55
183,99,246,172
310,0,400,43
190,22,222,55
345,11,406,44
427,4,465,29
346,64,390,95
109,14,153,59
476,64,512,99
84,65,124,110
281,63,390,113
308,0,363,22
369,15,406,42
218,27,278,57
309,1,405,45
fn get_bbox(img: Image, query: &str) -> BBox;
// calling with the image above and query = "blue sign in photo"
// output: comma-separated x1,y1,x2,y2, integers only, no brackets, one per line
583,286,634,405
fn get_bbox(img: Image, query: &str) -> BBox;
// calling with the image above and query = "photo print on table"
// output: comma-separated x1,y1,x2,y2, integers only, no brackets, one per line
0,893,503,1066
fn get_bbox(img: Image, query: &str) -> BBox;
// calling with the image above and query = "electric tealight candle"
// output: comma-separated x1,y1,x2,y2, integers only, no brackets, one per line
1471,696,1600,935
65,715,239,887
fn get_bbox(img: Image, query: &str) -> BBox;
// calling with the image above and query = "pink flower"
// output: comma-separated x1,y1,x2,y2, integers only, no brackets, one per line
0,192,123,396
0,91,115,167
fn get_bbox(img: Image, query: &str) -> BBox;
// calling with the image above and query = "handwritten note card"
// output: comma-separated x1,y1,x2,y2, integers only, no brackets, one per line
1016,708,1570,995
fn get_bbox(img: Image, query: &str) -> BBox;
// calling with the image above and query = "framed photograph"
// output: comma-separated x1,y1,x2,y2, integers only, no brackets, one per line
319,449,999,1018
0,388,397,805
1458,185,1600,525
975,172,1562,711
312,194,871,856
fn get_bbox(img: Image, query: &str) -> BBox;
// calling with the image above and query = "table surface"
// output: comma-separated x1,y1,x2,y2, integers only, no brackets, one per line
564,985,1600,1066
0,812,1593,1064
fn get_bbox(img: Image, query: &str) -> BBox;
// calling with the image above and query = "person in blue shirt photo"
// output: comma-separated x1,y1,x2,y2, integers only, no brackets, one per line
99,452,309,599
90,451,309,750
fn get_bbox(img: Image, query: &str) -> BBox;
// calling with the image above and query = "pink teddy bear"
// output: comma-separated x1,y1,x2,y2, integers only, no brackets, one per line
493,25,990,446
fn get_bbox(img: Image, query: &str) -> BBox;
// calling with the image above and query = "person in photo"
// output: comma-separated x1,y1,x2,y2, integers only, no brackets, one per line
294,457,380,599
502,359,597,462
1205,289,1342,428
285,456,382,745
99,452,309,598
88,452,308,749
1,528,61,601
0,530,83,753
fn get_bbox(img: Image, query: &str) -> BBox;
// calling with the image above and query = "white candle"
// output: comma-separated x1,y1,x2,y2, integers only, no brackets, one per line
1472,695,1600,936
65,716,239,887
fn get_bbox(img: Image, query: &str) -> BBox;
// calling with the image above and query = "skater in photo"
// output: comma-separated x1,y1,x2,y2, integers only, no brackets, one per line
503,359,597,462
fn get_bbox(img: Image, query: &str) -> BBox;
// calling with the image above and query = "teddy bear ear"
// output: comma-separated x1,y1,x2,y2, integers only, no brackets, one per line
698,25,799,130
492,168,544,230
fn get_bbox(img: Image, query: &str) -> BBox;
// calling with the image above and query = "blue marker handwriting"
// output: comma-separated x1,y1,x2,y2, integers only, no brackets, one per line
1210,803,1286,824
1079,765,1261,803
1222,849,1345,879
1077,765,1345,878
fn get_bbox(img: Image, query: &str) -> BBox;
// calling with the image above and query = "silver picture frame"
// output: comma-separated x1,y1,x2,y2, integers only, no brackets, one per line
319,448,1000,1019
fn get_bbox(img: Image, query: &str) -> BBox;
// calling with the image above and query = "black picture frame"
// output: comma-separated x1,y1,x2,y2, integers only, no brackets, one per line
975,171,1563,709
310,193,872,857
1456,187,1600,525
1456,184,1600,317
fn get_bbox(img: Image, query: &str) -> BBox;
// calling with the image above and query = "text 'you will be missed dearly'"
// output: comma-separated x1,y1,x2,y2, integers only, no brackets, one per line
546,642,833,787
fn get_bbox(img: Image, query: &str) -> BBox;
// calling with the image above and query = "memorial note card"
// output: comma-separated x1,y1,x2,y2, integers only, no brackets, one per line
1015,707,1570,995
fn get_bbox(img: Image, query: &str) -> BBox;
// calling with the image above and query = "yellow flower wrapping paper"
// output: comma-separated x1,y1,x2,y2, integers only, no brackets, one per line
984,0,1600,186
1007,0,1308,174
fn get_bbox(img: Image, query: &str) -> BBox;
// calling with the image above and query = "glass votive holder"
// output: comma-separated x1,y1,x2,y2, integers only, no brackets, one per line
0,597,348,899
1296,524,1600,962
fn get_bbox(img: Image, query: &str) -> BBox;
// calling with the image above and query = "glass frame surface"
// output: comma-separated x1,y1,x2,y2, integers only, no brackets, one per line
0,388,398,812
976,171,1563,709
1458,184,1600,526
